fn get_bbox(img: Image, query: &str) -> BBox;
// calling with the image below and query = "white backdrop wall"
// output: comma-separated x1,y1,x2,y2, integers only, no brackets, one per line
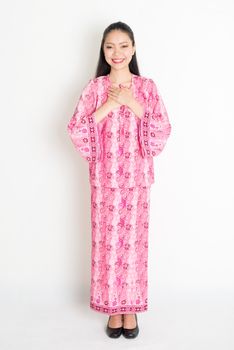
0,0,233,346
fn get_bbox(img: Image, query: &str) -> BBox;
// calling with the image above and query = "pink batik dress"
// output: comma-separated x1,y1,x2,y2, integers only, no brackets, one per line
67,73,171,315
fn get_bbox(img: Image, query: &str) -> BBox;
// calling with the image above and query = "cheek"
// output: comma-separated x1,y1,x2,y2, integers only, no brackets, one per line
103,50,111,60
124,50,133,60
105,54,114,63
104,48,115,55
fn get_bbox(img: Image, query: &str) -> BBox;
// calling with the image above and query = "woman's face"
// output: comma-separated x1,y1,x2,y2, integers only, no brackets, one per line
103,30,135,71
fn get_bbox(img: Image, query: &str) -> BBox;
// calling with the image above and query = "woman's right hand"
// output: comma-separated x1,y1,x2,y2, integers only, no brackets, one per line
106,84,122,110
94,95,121,123
106,95,121,110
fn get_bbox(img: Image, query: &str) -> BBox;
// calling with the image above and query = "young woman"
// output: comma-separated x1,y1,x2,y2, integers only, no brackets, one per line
67,21,172,339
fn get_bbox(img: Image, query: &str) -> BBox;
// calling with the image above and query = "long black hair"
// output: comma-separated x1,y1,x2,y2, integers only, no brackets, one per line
95,21,140,78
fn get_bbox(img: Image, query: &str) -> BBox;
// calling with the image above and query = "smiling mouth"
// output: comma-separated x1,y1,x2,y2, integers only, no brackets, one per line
112,59,125,64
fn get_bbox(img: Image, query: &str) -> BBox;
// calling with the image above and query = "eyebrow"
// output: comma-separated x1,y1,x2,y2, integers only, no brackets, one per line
105,41,129,45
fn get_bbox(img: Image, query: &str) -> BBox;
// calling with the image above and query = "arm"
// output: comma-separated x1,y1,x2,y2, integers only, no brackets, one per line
138,79,172,158
67,79,102,162
93,98,120,123
128,98,144,119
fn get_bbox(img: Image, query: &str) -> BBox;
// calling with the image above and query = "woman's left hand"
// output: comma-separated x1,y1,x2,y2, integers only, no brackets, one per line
107,85,134,107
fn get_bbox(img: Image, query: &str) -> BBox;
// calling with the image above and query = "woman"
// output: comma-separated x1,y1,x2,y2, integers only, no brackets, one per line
67,21,172,339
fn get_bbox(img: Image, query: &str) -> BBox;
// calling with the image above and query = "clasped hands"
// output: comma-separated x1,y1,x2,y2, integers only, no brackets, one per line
107,84,134,108
107,83,144,118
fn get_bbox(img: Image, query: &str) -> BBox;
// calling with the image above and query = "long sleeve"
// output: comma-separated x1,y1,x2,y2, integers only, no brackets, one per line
138,79,172,158
67,79,102,162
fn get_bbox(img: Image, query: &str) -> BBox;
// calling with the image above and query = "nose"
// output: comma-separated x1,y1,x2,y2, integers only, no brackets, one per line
113,48,121,56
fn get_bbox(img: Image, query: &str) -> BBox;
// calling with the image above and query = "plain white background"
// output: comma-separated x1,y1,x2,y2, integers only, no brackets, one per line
0,0,233,348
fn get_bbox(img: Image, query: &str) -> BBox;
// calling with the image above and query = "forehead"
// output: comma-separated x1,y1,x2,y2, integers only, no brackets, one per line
104,30,131,44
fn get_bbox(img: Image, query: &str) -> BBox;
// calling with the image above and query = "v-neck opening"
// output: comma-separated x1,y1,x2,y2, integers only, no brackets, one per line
106,73,135,88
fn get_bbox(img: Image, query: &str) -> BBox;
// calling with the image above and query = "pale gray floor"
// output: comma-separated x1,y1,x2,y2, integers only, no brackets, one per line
0,291,233,350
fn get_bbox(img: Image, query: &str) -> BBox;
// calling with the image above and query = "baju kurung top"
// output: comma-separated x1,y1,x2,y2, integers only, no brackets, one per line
67,74,172,188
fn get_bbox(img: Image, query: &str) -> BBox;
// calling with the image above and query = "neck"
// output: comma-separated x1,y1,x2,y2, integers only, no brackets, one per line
108,69,132,84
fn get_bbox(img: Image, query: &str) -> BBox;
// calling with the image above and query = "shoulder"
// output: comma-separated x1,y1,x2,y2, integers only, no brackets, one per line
134,74,157,95
82,75,108,90
134,74,156,86
93,75,108,82
79,76,103,94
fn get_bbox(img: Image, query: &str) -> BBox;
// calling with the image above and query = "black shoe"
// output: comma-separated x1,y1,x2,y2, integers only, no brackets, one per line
122,314,139,339
106,315,123,338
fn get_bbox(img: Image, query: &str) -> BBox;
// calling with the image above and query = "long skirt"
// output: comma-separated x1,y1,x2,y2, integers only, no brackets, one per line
89,185,151,315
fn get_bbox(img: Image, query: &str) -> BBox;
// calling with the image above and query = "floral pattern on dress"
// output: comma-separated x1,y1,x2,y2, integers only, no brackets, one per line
67,74,171,188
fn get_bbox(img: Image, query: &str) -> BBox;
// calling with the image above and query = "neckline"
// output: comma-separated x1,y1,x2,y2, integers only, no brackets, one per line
106,73,134,88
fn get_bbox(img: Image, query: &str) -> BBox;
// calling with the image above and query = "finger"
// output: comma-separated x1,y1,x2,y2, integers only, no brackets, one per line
108,92,119,99
108,87,120,92
108,90,118,96
108,95,119,103
108,89,119,95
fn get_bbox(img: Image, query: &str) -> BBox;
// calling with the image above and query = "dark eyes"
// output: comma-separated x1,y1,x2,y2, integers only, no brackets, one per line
106,45,128,49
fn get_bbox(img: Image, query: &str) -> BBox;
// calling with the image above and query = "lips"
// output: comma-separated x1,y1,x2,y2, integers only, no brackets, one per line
112,58,125,64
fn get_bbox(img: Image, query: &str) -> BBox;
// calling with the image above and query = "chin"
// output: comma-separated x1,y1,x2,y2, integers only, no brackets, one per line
109,64,129,70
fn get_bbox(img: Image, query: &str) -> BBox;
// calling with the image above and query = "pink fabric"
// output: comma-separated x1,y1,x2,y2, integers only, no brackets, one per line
67,74,171,315
67,74,171,188
90,185,150,315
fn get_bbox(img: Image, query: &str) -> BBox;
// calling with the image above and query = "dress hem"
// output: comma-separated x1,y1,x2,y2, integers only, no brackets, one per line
90,302,148,315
